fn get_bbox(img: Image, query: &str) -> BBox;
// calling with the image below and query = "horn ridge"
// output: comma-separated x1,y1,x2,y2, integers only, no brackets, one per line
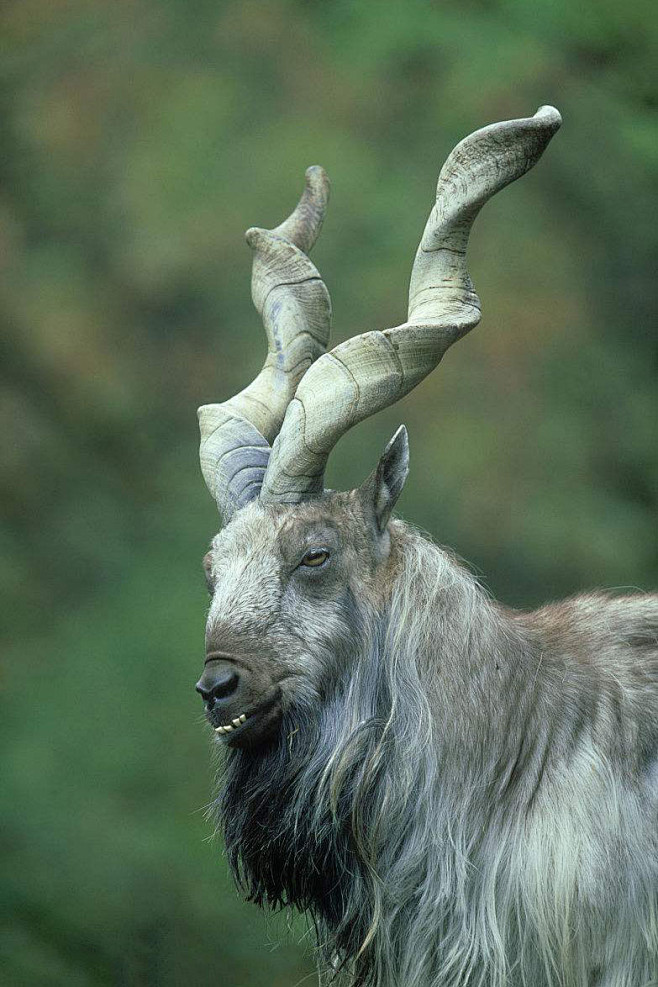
198,167,332,522
260,106,562,504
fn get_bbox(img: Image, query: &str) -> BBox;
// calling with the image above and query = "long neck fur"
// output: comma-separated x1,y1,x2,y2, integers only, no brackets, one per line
214,522,658,987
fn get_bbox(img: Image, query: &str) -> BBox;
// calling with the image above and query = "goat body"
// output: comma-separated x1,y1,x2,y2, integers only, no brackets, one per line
216,525,658,987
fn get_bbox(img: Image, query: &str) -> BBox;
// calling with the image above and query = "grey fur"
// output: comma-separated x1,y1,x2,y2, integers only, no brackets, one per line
201,481,658,987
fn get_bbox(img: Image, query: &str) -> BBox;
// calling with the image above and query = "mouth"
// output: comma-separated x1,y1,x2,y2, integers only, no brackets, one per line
208,690,282,748
213,711,249,736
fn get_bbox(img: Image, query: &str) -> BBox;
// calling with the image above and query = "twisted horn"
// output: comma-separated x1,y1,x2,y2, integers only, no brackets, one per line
198,166,331,521
260,106,562,503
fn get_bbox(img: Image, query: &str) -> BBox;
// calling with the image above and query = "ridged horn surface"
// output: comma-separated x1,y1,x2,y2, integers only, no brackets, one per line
198,166,331,521
260,106,562,503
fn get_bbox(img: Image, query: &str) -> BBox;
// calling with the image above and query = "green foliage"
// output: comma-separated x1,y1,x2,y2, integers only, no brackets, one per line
1,1,656,982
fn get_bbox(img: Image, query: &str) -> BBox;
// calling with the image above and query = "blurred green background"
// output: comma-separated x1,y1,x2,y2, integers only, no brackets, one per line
1,1,656,984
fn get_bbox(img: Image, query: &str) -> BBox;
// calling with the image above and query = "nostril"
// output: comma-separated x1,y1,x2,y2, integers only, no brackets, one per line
195,667,240,704
210,668,240,700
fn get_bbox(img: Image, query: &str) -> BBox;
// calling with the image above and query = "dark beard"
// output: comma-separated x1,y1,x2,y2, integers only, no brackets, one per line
211,649,394,984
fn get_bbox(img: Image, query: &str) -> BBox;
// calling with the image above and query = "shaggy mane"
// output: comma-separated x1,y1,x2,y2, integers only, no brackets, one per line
213,524,658,987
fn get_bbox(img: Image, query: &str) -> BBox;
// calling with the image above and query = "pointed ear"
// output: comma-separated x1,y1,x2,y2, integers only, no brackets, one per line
358,425,410,534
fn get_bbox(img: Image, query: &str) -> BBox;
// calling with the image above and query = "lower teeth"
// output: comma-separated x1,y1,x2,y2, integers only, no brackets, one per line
215,714,248,735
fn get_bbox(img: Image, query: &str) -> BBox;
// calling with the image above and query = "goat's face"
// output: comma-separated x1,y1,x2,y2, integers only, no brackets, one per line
195,429,409,749
194,108,561,751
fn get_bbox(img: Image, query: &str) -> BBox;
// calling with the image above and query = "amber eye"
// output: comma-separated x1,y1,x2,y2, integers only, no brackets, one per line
300,549,330,568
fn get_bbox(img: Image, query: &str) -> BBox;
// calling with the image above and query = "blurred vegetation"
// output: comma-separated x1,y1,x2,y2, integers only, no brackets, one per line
1,0,656,983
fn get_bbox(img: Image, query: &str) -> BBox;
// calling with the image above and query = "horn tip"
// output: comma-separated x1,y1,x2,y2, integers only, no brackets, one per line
303,165,331,202
534,104,562,132
245,226,267,248
305,163,329,182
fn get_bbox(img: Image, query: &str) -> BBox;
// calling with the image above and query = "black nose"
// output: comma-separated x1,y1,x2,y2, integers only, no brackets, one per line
195,665,240,704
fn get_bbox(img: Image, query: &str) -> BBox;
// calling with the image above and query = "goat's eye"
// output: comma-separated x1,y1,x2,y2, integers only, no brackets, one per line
300,549,330,568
